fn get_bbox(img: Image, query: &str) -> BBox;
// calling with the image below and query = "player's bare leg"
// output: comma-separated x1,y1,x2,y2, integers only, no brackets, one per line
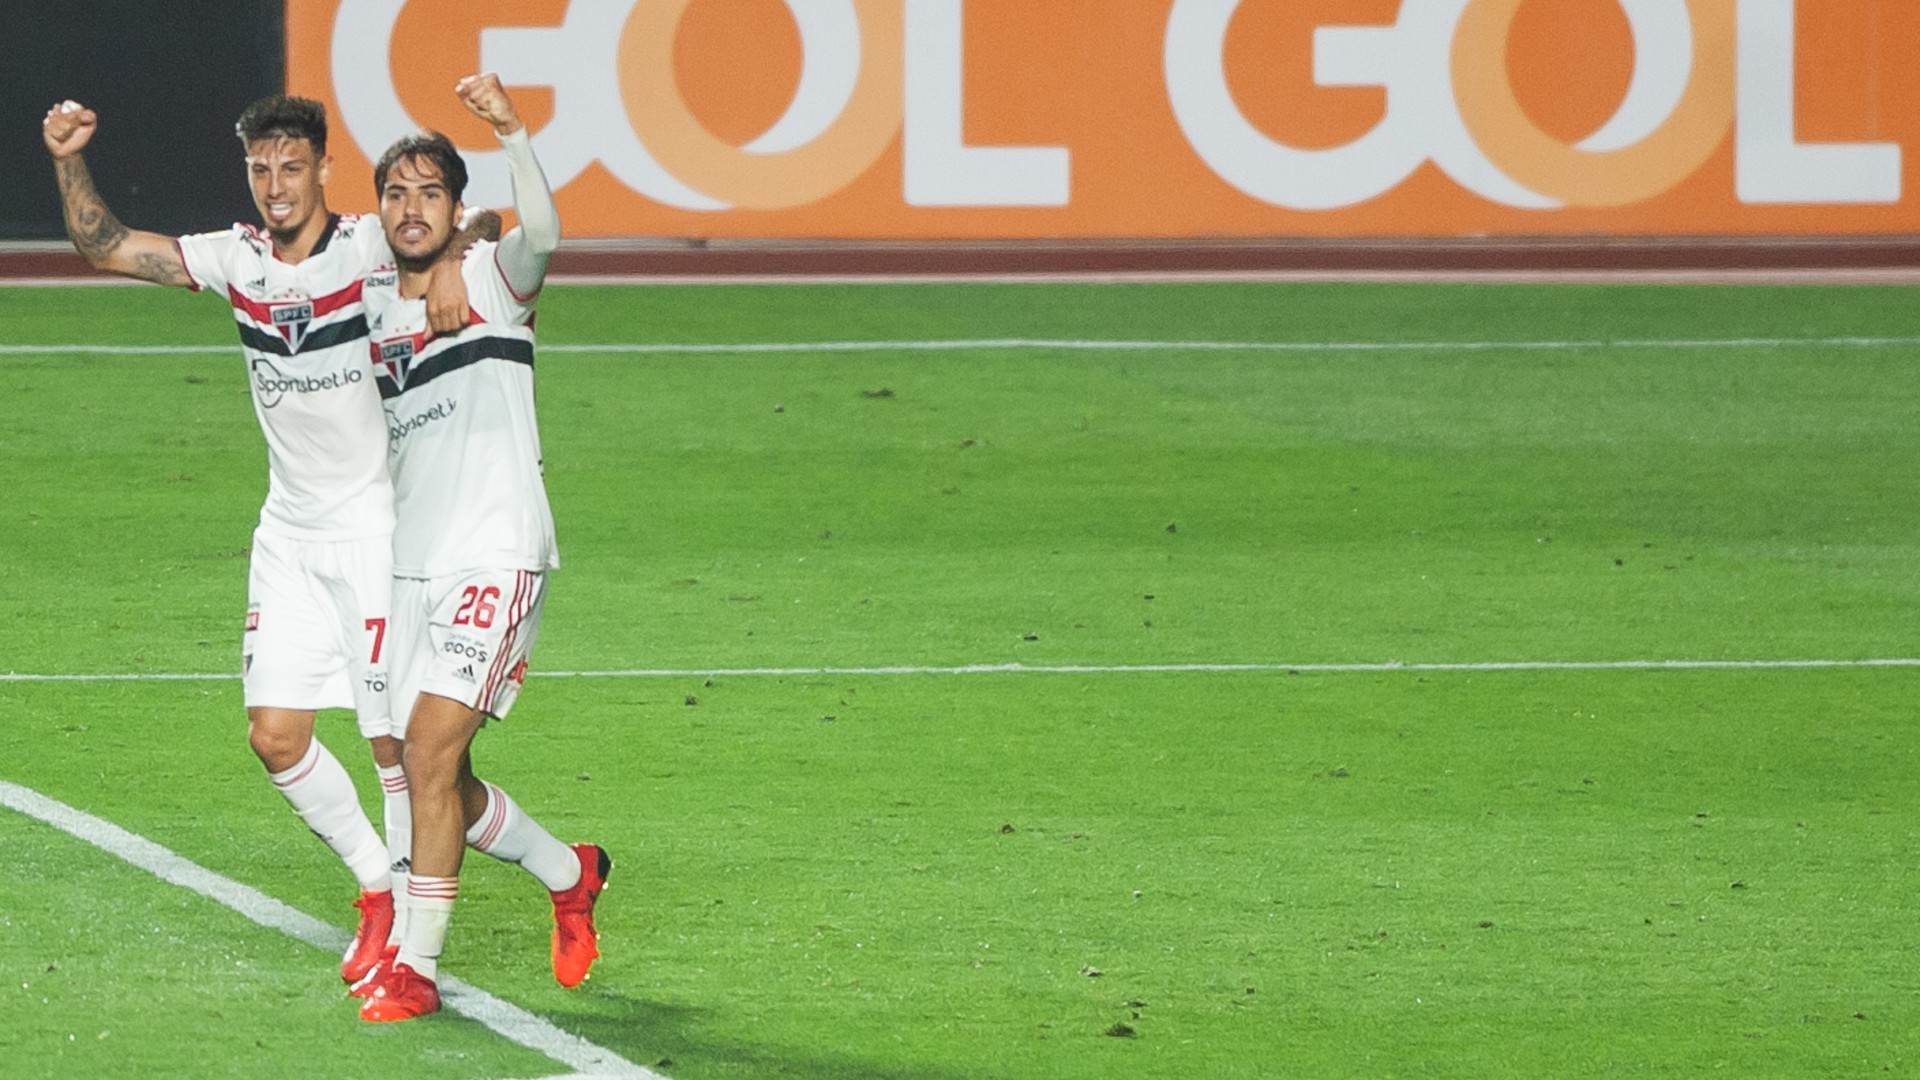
401,692,485,881
247,707,394,983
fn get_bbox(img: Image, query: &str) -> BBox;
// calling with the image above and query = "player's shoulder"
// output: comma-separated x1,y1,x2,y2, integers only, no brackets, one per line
184,222,268,255
361,260,401,298
461,238,536,304
323,212,385,258
335,212,377,240
320,212,395,272
459,238,505,284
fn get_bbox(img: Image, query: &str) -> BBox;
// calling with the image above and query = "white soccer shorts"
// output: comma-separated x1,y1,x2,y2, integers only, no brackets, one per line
389,568,546,734
242,528,395,738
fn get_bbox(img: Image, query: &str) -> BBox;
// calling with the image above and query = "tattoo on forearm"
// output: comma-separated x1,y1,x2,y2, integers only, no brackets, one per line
52,155,189,286
54,155,129,262
132,250,192,287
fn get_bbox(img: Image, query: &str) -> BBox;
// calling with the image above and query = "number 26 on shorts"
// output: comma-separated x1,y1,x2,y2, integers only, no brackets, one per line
453,586,500,629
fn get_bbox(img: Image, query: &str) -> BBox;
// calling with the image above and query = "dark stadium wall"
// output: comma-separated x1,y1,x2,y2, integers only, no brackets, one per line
2,2,284,240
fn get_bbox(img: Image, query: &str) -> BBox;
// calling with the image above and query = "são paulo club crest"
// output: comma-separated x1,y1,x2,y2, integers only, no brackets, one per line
265,291,316,352
377,331,430,387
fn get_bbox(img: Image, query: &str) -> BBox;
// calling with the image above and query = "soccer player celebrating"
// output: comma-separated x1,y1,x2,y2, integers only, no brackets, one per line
41,96,488,989
352,74,607,1023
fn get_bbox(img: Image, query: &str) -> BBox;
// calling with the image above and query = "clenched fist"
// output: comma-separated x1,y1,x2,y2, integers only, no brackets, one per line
455,73,523,138
43,100,98,159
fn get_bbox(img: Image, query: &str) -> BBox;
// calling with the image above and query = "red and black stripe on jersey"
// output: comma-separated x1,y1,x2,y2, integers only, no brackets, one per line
226,279,363,324
372,335,535,401
218,217,369,357
225,281,368,357
234,314,370,357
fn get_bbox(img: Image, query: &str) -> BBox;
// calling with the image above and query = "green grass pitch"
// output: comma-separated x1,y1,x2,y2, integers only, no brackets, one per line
1,281,1916,1079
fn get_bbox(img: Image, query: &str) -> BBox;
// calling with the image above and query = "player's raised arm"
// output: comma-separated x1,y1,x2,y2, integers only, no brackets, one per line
455,74,559,299
42,102,192,288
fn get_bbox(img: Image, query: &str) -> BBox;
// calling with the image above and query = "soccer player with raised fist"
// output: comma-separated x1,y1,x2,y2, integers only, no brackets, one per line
43,94,494,991
350,73,609,1023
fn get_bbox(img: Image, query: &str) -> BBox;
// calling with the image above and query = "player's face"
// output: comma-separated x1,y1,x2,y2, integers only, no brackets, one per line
379,156,461,270
244,136,328,239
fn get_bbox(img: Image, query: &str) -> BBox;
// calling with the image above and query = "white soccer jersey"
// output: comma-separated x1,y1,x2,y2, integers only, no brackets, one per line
365,241,559,578
177,214,394,540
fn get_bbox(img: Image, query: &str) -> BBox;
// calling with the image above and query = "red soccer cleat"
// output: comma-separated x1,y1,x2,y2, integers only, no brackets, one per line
550,843,612,988
347,945,398,999
341,889,395,984
358,962,440,1022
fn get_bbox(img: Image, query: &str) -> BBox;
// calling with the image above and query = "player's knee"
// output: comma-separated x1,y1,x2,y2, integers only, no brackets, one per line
246,716,310,773
401,734,460,793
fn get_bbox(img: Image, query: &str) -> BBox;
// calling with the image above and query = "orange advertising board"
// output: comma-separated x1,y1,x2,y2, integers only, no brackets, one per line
286,0,1920,238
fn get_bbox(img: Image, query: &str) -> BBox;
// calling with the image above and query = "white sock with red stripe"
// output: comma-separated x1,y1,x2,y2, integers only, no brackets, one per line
465,782,582,892
377,764,411,946
398,875,456,981
269,738,389,893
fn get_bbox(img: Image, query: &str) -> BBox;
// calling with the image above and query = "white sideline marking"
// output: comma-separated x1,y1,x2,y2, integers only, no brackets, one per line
1,334,1919,358
0,780,659,1080
538,658,1920,677
5,657,1920,683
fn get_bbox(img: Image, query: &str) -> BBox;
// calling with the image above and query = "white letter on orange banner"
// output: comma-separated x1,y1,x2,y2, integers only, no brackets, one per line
1735,0,1900,204
903,0,1070,206
1164,0,1525,211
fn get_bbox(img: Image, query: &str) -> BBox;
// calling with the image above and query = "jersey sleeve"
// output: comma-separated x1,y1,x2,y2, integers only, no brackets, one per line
465,240,535,325
174,227,243,294
492,127,559,302
342,213,393,272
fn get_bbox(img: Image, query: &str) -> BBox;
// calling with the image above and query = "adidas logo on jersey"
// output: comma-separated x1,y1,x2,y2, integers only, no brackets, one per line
454,664,477,682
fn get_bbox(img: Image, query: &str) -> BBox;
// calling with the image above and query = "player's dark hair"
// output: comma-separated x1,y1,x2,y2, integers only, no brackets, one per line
234,95,327,155
373,132,469,202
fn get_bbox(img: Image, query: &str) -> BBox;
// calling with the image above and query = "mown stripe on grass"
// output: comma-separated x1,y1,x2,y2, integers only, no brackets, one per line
5,657,1920,683
2,334,1919,358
